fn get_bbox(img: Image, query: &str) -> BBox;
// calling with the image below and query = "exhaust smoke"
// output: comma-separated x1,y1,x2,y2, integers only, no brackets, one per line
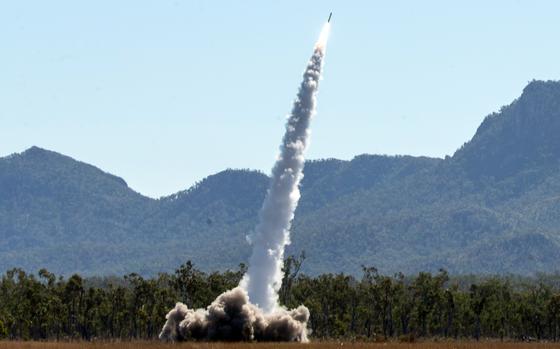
239,22,330,313
160,22,330,342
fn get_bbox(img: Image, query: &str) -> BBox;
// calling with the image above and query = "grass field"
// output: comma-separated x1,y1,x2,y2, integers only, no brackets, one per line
2,342,560,349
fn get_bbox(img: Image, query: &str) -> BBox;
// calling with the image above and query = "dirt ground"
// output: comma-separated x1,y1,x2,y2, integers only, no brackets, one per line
2,341,560,349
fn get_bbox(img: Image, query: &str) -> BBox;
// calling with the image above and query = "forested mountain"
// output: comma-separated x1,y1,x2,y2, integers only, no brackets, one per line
2,80,560,276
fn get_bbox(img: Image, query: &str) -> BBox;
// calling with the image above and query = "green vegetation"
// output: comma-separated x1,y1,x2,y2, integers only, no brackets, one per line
1,80,560,276
3,261,560,341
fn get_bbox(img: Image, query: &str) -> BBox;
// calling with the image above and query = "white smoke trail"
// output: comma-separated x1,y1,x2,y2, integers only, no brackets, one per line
240,23,331,313
159,22,330,343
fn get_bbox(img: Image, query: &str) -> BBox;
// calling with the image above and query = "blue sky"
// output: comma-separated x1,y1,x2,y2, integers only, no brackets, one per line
2,1,559,197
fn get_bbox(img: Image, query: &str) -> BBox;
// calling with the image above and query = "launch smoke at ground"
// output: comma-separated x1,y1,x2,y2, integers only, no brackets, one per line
160,287,310,342
160,22,330,342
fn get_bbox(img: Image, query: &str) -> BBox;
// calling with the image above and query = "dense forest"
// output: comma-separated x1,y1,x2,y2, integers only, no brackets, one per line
3,259,560,341
2,80,560,276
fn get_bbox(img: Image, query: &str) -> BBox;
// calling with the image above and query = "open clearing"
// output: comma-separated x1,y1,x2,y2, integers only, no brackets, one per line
3,342,560,349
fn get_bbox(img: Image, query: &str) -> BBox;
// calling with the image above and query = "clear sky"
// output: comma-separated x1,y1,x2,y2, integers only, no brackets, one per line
2,1,559,198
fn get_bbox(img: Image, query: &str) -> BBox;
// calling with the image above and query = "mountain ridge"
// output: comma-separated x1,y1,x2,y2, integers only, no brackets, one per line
2,80,560,276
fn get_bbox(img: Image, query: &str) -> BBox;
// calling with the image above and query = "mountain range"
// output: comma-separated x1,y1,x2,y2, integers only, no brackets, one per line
2,80,560,276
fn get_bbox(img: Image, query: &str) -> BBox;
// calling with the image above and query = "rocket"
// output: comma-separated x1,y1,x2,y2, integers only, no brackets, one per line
328,12,332,23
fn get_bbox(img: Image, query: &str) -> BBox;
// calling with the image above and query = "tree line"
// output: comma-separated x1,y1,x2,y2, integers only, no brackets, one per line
2,257,560,341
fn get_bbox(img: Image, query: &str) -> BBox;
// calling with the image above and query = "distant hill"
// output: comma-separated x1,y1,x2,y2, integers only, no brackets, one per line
1,80,560,276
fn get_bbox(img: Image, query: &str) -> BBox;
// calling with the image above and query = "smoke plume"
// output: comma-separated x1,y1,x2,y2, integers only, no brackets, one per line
240,22,330,313
160,22,330,342
159,287,309,342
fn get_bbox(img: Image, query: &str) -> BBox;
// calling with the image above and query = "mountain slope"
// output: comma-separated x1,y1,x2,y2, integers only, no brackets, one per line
1,80,560,276
0,147,156,274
